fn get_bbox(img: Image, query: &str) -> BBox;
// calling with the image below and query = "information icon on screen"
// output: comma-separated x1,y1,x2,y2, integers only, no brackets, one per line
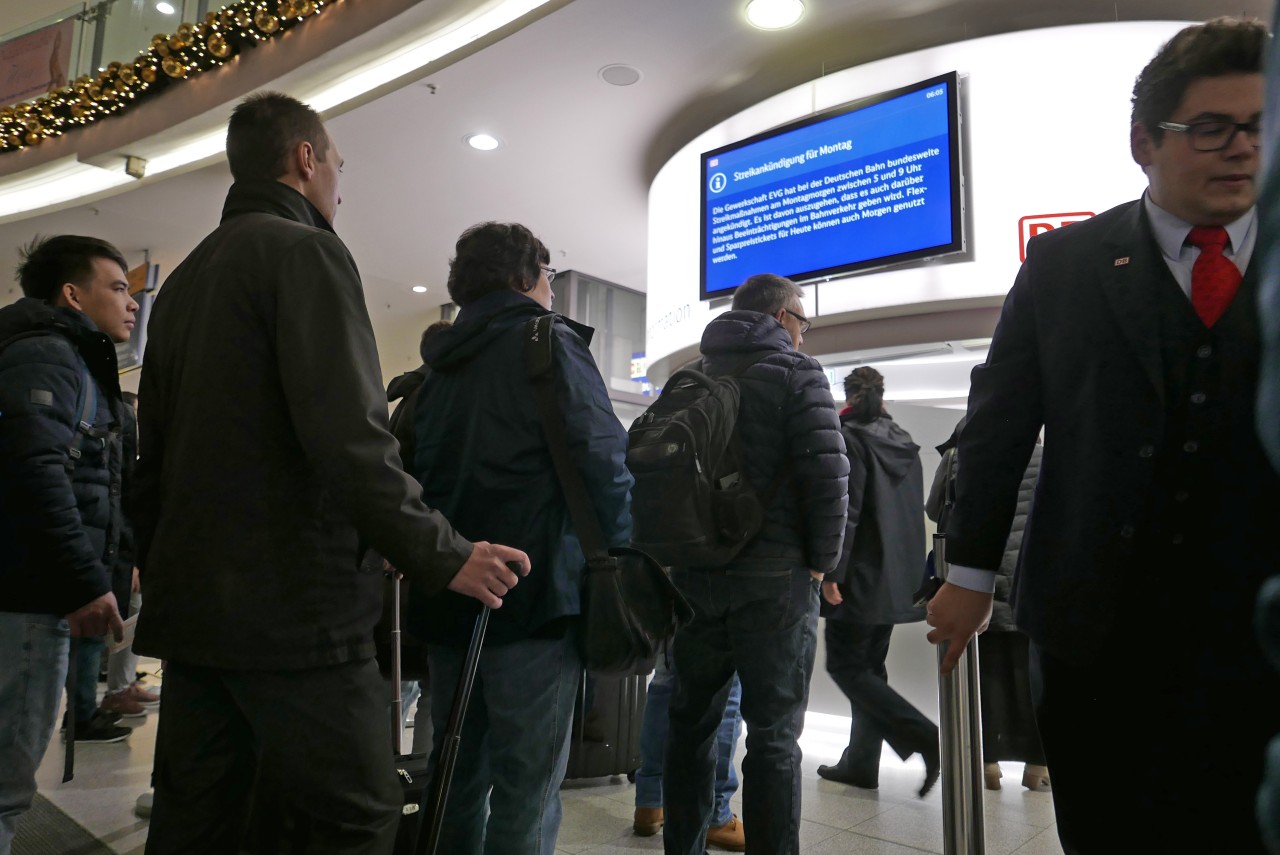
708,172,727,193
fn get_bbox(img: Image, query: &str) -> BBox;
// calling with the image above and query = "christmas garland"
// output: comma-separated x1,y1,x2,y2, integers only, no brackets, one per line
0,0,342,154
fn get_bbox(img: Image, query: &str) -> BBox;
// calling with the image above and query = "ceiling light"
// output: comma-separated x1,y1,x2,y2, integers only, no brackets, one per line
412,285,428,293
745,0,805,30
465,133,500,151
155,1,176,14
599,64,642,86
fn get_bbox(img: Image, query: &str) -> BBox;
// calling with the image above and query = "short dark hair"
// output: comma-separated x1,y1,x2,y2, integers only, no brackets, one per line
17,234,128,303
731,273,803,315
419,320,452,356
446,222,549,307
226,92,330,183
843,366,885,424
1132,17,1267,143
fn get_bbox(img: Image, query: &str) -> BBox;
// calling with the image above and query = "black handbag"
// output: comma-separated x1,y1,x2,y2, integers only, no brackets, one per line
525,314,692,675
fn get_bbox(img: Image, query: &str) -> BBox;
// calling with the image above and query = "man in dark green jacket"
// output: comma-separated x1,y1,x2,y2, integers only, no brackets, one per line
131,93,529,854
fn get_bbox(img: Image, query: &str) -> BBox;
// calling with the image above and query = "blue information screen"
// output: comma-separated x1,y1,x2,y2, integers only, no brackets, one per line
701,73,961,299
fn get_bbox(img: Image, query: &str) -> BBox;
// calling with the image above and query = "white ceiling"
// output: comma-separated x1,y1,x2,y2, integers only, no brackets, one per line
0,0,1270,338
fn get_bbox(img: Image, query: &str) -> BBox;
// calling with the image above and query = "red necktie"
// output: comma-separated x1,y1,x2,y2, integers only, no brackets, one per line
1186,226,1241,327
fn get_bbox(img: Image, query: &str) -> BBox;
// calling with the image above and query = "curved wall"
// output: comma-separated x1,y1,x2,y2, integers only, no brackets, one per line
644,21,1191,379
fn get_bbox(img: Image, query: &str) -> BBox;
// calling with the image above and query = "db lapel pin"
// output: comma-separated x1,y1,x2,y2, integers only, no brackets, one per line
1114,257,1130,266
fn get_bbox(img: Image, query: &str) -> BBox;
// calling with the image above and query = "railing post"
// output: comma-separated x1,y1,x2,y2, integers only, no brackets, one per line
933,533,985,855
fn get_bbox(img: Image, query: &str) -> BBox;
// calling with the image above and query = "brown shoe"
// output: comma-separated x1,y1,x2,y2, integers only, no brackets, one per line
706,814,745,852
633,806,663,836
126,682,161,707
99,690,148,718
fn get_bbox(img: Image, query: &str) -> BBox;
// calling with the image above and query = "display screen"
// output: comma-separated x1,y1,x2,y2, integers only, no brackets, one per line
701,72,964,299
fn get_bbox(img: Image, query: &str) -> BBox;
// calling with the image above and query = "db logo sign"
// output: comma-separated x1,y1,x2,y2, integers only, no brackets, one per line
1018,212,1094,262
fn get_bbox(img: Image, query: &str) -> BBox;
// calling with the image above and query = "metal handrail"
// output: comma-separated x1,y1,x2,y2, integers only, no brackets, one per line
934,533,986,855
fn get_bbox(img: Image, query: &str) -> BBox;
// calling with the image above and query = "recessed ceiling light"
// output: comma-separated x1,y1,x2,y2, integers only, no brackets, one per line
599,64,642,86
155,1,176,14
465,133,500,151
412,285,428,293
745,0,804,30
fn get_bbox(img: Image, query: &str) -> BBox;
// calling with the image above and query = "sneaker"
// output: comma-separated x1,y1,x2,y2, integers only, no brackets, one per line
61,708,122,730
633,806,663,836
126,682,161,707
706,815,745,852
100,690,149,718
69,714,130,743
135,791,154,818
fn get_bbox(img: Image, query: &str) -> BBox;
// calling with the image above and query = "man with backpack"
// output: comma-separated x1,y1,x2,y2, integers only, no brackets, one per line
654,273,848,855
0,235,137,853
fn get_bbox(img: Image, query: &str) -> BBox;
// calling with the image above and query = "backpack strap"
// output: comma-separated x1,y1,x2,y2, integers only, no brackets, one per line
524,315,611,562
65,358,98,474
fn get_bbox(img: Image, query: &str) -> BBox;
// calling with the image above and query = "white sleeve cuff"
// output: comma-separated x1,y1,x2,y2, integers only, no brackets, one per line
945,564,997,594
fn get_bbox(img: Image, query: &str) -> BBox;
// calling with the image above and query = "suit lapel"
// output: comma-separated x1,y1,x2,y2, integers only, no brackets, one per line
1097,202,1166,403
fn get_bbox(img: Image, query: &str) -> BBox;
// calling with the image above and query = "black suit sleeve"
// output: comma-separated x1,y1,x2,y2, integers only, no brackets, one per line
946,251,1045,572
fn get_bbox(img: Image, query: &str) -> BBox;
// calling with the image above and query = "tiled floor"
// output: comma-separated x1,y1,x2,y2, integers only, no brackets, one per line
24,659,1064,855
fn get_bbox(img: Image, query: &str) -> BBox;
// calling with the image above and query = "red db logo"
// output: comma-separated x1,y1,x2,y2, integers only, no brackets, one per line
1018,212,1094,262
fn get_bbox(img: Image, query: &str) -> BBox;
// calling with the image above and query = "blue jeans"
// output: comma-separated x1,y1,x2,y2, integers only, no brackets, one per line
73,635,105,721
636,657,741,825
0,612,70,855
663,570,819,855
427,630,580,855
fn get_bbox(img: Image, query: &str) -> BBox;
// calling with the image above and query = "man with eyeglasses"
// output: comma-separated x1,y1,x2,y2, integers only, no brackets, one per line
663,273,848,855
926,17,1279,852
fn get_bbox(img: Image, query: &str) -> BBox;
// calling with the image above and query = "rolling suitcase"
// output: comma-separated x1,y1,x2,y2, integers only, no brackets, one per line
564,669,646,780
416,603,491,855
388,574,433,855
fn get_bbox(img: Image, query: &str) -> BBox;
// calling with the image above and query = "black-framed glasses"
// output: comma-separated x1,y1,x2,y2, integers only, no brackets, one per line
783,307,811,334
540,266,557,284
1156,120,1261,152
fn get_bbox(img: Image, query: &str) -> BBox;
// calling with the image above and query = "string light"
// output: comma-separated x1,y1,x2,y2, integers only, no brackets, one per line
0,0,344,153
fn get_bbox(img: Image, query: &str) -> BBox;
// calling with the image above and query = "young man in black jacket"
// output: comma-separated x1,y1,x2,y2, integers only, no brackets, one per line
663,273,848,855
131,93,530,854
0,235,137,852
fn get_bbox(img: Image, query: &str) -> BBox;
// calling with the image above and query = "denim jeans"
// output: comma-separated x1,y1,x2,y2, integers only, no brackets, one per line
0,612,70,855
636,656,741,826
663,570,819,855
427,630,580,855
73,635,105,721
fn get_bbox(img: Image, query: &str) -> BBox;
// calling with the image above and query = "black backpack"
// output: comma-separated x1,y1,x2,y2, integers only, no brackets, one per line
626,361,780,567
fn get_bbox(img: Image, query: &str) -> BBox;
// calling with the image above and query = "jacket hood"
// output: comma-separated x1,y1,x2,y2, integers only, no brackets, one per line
700,310,794,374
843,413,919,483
0,298,120,396
422,290,549,371
387,365,428,402
0,297,98,340
221,180,335,234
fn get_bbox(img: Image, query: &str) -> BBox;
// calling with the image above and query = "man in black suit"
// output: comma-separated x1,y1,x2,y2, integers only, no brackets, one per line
927,18,1279,853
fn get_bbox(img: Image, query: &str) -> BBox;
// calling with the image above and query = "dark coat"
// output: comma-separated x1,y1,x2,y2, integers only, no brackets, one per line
0,298,126,617
699,311,848,576
132,181,472,669
946,199,1280,665
825,412,925,625
409,290,632,647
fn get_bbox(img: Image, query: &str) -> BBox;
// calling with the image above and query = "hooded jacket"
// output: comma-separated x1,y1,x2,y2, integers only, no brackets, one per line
409,289,632,647
698,310,848,576
825,411,926,625
132,180,472,669
0,298,127,617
